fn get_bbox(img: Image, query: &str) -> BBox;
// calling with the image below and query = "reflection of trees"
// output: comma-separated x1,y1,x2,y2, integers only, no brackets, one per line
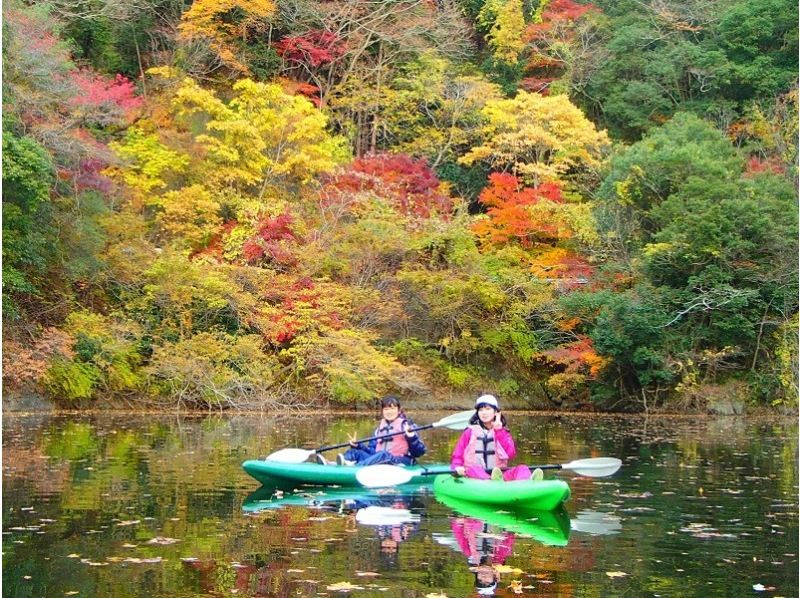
3,413,797,596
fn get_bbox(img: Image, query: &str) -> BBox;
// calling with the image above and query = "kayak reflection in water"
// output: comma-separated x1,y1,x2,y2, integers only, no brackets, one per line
451,394,541,481
322,395,427,466
452,516,515,596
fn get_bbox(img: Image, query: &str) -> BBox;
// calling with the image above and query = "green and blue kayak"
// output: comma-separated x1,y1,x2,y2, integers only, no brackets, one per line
242,483,414,512
433,474,570,511
436,493,571,546
242,459,450,487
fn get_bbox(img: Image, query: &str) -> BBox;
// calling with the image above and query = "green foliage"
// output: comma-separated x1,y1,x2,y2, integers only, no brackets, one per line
717,0,798,100
597,113,743,246
562,287,674,403
2,128,55,315
45,358,102,401
582,0,798,139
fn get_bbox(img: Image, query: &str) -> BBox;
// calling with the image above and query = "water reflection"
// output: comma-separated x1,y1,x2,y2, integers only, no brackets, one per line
571,510,622,535
3,413,797,597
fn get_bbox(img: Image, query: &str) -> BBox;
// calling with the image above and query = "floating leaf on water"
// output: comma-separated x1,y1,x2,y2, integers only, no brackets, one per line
493,564,523,574
146,537,179,545
326,581,363,591
124,557,163,564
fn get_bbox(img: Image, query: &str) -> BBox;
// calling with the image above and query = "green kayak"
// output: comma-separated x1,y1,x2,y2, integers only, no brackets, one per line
242,459,449,487
436,493,571,546
433,474,570,511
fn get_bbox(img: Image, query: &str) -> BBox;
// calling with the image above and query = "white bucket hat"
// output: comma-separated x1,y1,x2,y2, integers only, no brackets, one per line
475,394,499,409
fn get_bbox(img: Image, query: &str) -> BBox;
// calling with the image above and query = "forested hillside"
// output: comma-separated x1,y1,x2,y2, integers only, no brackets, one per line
3,0,797,412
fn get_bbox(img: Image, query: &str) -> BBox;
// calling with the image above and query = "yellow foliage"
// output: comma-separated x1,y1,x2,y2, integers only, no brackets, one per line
172,78,349,189
459,91,609,185
485,0,526,64
107,127,190,198
151,184,222,250
178,0,276,71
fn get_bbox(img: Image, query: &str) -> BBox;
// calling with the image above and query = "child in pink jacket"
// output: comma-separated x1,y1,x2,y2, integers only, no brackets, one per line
451,394,542,481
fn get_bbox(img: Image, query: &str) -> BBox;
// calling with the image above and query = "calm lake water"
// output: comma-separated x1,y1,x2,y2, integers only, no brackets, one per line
2,412,797,597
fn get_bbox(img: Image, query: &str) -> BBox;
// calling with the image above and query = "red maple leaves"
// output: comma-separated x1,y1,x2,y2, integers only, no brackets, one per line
324,153,453,219
275,30,347,67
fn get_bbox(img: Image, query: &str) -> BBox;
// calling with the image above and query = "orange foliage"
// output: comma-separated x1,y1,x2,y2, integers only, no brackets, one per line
2,328,75,390
529,247,594,287
539,336,607,378
472,172,564,247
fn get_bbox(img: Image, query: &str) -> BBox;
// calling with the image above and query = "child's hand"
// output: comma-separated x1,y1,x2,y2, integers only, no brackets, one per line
454,466,466,477
347,432,358,447
403,421,416,437
492,413,503,430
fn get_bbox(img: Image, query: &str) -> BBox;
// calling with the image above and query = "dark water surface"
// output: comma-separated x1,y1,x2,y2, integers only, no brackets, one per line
3,412,797,597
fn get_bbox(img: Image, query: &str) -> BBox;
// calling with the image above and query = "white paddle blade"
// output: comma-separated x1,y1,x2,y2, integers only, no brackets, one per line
571,510,622,535
356,464,415,488
434,409,474,430
265,448,314,463
563,457,622,477
355,507,420,526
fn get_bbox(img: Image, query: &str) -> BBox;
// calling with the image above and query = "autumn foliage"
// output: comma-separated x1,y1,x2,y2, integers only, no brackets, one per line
473,172,564,247
276,31,347,67
325,154,454,219
3,0,796,412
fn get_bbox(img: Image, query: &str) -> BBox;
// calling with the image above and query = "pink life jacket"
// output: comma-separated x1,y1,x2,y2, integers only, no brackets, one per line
375,417,409,457
463,425,509,469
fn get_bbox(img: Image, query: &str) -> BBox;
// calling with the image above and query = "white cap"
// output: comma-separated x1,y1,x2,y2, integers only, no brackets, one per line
475,394,499,409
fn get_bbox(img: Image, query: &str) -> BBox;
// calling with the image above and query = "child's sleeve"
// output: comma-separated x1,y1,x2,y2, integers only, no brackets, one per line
404,419,426,458
494,428,517,460
450,429,471,468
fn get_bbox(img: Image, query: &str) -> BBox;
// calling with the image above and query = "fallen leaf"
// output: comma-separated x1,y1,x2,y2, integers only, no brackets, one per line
606,571,628,578
146,537,179,545
510,579,523,593
493,564,523,574
326,581,363,591
355,571,380,577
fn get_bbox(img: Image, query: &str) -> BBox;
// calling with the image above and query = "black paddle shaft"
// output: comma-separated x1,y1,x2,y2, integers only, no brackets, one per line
314,423,435,454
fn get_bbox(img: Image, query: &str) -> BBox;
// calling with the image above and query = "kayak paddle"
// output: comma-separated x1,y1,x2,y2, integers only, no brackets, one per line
356,457,623,488
265,409,475,464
